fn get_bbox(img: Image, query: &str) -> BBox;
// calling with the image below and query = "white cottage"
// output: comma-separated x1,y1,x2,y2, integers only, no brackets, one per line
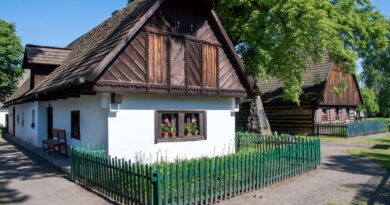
4,0,257,161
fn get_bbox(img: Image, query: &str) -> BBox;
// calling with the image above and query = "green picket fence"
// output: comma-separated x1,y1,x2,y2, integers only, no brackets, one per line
70,133,321,205
70,145,153,205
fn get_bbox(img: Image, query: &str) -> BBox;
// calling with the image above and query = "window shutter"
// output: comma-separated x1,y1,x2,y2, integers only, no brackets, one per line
186,41,202,87
147,33,168,85
202,44,218,88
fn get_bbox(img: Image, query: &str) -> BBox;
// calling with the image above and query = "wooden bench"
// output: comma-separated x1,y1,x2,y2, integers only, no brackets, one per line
42,129,68,157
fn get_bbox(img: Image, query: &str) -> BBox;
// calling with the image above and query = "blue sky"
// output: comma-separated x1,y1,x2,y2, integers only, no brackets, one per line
0,0,388,74
0,0,388,47
0,0,127,47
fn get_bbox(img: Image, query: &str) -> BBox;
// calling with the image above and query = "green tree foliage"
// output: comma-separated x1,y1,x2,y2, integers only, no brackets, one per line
362,21,390,116
216,0,388,104
0,19,23,102
360,88,379,115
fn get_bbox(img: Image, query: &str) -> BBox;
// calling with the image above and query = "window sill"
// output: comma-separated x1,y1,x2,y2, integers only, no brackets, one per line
156,135,205,144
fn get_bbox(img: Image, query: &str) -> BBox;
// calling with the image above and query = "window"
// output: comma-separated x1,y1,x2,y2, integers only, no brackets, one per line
172,2,198,36
71,111,80,140
322,108,330,121
336,108,342,121
155,110,206,143
31,109,35,128
21,112,24,126
349,108,355,120
17,114,19,125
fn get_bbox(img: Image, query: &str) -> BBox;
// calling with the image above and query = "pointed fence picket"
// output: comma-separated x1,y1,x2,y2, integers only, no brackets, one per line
70,133,321,205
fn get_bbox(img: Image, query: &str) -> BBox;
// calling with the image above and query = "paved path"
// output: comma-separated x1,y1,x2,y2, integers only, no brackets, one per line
0,136,111,205
221,134,390,205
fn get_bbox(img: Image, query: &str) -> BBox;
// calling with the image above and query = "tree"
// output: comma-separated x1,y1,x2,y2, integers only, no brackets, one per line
362,21,390,117
0,19,23,102
216,0,388,104
360,88,379,115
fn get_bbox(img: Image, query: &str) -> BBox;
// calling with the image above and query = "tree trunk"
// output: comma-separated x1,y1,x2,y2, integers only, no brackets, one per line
247,96,272,135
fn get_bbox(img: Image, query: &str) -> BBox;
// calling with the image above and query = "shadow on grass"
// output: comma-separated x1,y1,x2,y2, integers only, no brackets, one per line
350,173,390,205
346,138,390,204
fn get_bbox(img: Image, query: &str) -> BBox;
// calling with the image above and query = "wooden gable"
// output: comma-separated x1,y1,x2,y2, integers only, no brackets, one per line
97,0,247,97
320,65,363,106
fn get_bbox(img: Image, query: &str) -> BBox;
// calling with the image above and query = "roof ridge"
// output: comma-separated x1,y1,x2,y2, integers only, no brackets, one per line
26,44,70,50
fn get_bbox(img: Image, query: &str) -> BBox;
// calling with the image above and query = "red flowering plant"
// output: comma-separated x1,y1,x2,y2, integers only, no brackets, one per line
171,124,177,137
161,118,172,138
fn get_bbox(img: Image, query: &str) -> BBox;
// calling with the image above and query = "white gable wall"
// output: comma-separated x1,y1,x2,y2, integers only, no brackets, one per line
108,94,236,162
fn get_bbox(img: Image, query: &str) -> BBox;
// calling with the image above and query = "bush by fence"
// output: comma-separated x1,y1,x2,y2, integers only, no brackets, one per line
0,126,7,134
314,121,387,137
70,133,321,205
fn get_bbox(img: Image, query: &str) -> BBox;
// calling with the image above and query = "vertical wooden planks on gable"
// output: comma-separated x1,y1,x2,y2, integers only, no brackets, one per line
187,40,202,87
202,44,218,88
170,38,185,86
148,33,168,85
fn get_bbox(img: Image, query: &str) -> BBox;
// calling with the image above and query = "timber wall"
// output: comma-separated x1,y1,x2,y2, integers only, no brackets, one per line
263,103,314,135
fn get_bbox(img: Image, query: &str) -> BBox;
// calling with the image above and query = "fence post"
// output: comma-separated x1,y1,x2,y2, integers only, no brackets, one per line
151,165,162,205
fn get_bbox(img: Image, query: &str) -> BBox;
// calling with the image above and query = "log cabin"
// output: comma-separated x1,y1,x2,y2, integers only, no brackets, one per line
3,0,258,161
238,53,363,135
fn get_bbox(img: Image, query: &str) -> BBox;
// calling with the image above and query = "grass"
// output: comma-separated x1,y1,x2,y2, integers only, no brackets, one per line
366,117,390,122
346,135,390,170
319,136,350,143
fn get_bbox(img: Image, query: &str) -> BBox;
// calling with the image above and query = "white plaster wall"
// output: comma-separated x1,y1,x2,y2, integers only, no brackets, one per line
0,109,7,127
10,102,39,146
40,94,108,148
7,107,13,135
108,94,236,162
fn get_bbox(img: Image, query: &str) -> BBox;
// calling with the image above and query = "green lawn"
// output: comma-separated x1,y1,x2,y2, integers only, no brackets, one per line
366,117,390,122
319,136,350,143
346,135,390,170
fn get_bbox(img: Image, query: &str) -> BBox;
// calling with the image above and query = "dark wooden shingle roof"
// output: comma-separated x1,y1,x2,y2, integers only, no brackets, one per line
258,53,334,104
6,78,31,102
23,45,70,68
29,0,158,94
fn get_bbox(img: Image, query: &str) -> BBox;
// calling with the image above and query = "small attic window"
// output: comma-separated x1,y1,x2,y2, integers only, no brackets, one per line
173,3,198,36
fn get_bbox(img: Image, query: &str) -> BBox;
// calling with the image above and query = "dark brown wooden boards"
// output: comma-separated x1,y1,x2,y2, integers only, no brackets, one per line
264,103,315,135
96,0,247,98
320,65,363,106
100,32,147,83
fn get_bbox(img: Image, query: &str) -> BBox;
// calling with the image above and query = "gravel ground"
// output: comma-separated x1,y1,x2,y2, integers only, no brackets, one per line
0,136,112,205
221,133,390,205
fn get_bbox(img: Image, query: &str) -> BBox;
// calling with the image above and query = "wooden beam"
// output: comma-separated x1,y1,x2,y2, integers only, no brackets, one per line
143,27,223,48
